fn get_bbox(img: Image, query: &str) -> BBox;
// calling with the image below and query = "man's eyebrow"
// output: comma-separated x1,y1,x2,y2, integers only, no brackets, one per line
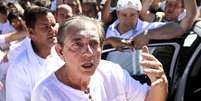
72,37,82,42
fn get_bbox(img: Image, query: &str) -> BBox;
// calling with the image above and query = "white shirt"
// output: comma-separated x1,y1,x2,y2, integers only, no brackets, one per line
0,20,15,35
6,38,59,101
31,60,149,101
50,0,57,11
106,19,165,40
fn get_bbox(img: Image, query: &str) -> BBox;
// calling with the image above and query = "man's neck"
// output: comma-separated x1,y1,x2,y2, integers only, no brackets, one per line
31,41,51,59
55,66,90,91
117,23,136,35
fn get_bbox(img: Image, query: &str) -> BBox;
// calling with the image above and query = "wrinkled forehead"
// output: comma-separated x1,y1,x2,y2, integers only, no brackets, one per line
65,23,98,37
77,29,99,39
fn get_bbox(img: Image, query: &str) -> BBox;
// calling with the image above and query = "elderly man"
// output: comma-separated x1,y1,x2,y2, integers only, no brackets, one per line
31,15,168,101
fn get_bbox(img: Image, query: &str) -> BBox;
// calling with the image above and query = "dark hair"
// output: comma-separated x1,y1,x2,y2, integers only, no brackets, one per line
8,11,24,23
0,2,7,15
24,6,52,28
7,2,15,7
57,15,104,46
197,0,201,6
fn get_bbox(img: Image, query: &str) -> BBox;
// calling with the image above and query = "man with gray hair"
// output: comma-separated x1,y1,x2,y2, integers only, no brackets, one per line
31,15,168,101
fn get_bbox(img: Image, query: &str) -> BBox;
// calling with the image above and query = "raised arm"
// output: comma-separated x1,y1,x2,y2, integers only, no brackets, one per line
101,0,113,24
140,0,156,22
140,46,168,101
179,0,197,32
132,22,183,49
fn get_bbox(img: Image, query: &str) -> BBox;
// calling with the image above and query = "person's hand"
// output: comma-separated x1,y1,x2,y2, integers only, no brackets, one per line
0,80,4,91
140,46,168,86
131,30,150,49
105,37,133,51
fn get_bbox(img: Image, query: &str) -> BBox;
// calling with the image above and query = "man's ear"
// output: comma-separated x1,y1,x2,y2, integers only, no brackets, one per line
55,44,64,60
28,28,34,36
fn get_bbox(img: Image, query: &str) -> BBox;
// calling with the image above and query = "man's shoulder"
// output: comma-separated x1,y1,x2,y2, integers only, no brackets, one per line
8,37,31,64
97,60,125,76
99,60,121,69
32,74,56,95
106,20,119,33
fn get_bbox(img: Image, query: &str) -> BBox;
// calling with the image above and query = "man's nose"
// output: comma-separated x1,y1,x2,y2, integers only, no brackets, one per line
49,25,57,35
83,45,94,57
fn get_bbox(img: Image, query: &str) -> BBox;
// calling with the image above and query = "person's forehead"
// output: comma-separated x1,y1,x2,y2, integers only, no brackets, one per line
65,24,98,37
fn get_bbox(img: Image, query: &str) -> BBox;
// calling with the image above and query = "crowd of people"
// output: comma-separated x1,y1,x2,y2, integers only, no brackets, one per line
0,0,200,101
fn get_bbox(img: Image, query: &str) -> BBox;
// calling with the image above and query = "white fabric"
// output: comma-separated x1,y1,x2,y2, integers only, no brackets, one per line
0,20,16,50
0,35,6,48
106,19,165,75
31,60,149,101
0,62,8,101
0,20,15,35
50,0,57,11
45,45,65,73
0,37,26,101
116,0,142,11
6,37,53,101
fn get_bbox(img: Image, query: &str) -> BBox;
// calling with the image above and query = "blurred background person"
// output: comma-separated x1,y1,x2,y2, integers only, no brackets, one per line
58,0,82,15
56,4,73,26
81,0,100,19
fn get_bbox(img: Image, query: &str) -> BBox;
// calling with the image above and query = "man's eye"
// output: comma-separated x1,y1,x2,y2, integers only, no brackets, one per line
73,42,83,48
90,41,98,48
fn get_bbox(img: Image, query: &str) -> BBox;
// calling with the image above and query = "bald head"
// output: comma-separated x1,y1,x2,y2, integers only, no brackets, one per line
56,4,73,25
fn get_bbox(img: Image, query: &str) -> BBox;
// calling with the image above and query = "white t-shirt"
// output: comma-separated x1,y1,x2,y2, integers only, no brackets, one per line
6,37,56,101
31,60,150,101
